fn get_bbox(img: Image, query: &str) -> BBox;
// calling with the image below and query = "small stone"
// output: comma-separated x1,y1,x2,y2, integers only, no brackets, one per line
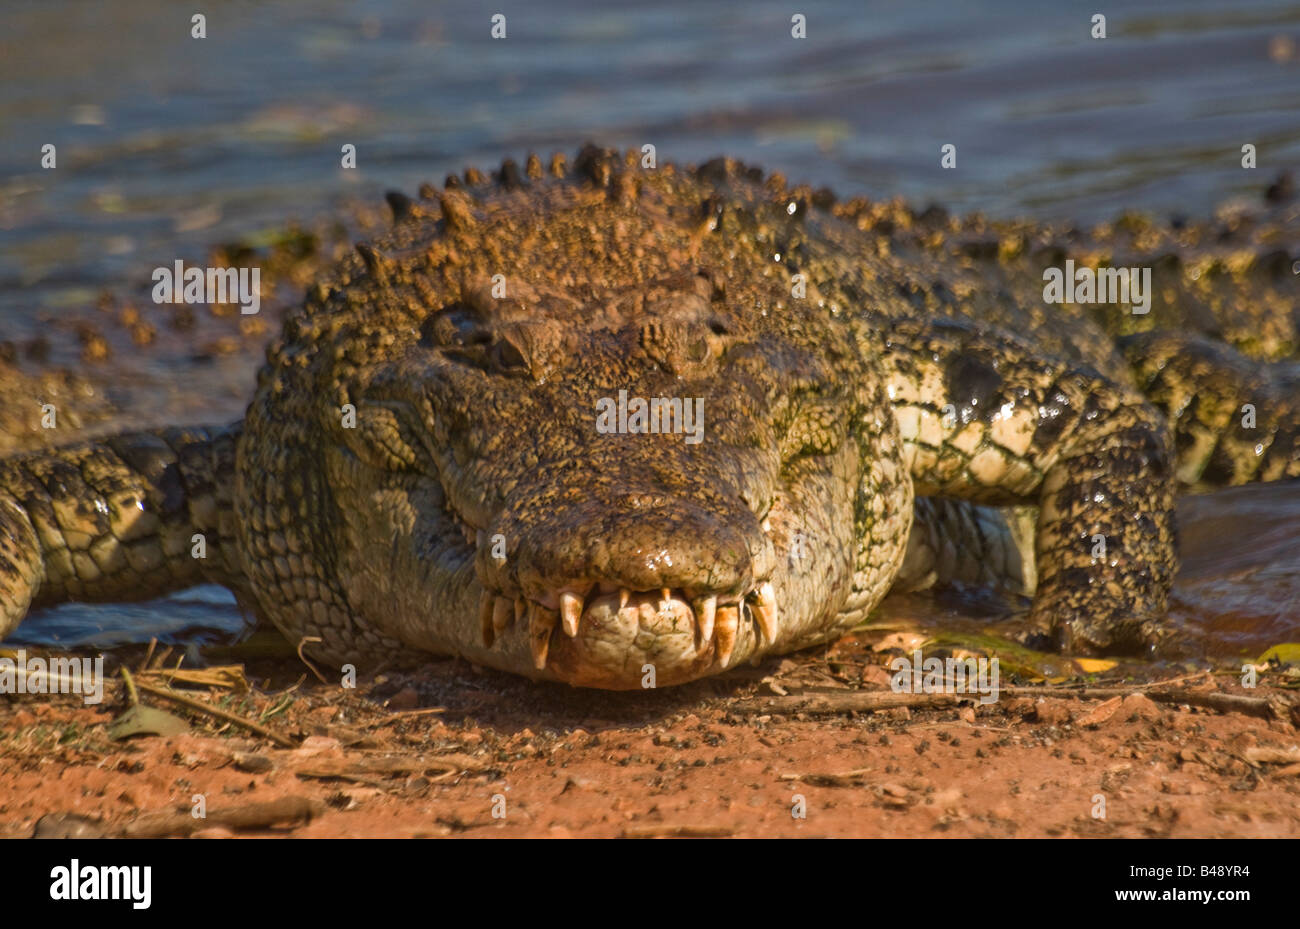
1118,693,1160,723
386,686,420,710
231,752,275,774
1032,699,1072,726
33,813,106,839
1076,696,1123,728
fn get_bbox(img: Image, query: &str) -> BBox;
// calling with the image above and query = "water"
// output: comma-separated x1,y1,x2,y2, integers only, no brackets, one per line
3,0,1298,659
13,585,244,648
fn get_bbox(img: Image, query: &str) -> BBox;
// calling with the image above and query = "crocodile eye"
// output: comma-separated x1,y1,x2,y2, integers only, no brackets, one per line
420,303,489,348
492,338,528,371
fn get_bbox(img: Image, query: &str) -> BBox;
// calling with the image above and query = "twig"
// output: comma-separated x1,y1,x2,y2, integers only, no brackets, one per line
780,766,872,787
905,720,1012,732
124,796,321,837
119,667,140,707
134,680,296,748
1004,684,1275,719
1149,690,1274,719
622,824,734,838
292,753,484,780
735,690,963,715
1132,671,1215,689
296,636,328,683
383,706,447,718
1011,671,1212,693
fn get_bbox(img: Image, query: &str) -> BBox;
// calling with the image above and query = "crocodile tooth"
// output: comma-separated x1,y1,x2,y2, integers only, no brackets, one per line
693,595,717,647
492,596,513,635
715,604,740,665
560,591,583,638
514,598,526,623
660,588,672,609
752,582,778,644
529,603,557,670
619,588,630,611
478,590,496,648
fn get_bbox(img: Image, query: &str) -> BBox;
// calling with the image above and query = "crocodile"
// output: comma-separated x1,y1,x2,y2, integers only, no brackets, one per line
2,146,1298,689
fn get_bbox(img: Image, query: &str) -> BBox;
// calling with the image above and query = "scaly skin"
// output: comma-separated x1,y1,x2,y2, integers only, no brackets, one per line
0,427,246,615
2,147,1297,688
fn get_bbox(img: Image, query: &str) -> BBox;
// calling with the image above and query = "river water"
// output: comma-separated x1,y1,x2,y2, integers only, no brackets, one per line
2,0,1297,664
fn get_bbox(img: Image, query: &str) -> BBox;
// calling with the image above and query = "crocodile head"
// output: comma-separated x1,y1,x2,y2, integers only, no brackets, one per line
243,150,912,688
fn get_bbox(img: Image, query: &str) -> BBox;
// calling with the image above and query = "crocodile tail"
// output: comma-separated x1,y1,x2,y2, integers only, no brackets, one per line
1120,332,1300,489
0,423,244,639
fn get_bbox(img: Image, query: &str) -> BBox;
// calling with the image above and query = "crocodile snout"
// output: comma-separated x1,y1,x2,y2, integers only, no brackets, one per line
473,483,779,687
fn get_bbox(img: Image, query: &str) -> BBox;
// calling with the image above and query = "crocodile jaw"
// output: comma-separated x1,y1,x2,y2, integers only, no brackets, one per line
326,433,866,688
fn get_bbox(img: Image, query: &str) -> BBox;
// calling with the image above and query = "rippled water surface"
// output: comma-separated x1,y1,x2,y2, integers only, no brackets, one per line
3,0,1298,659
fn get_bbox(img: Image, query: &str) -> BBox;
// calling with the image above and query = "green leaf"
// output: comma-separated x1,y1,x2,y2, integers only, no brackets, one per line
107,705,190,740
1257,643,1300,667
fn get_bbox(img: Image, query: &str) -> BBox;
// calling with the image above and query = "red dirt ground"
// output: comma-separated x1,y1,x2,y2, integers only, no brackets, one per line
3,632,1297,839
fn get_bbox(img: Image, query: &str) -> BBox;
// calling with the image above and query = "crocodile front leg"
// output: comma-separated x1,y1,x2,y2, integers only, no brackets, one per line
0,425,245,639
877,316,1177,655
